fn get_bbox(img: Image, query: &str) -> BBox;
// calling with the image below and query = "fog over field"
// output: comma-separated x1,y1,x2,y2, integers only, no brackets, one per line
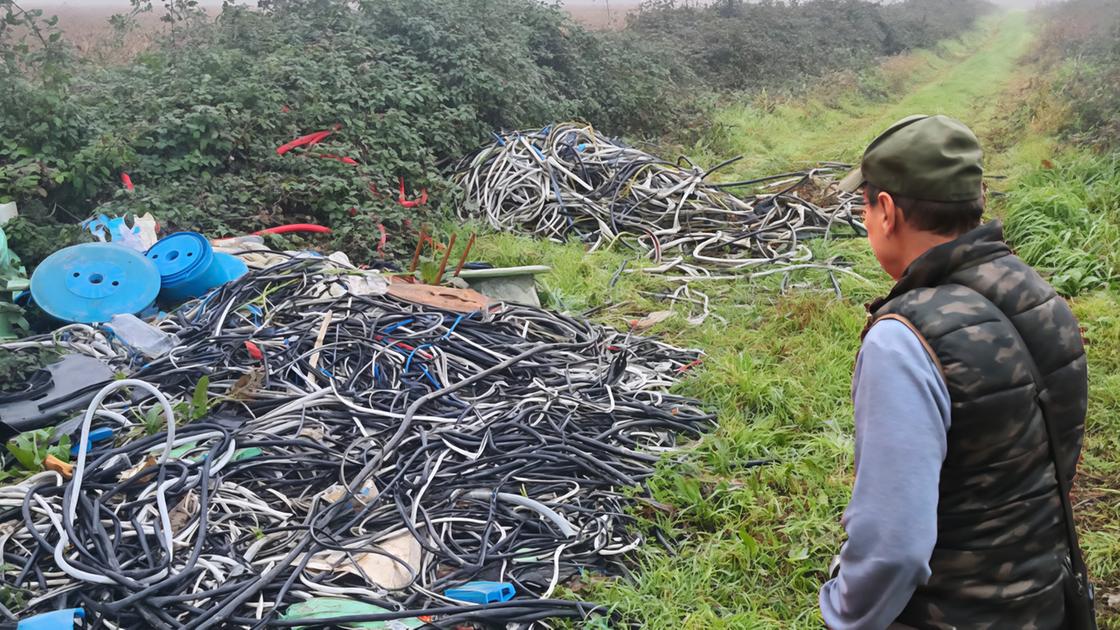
21,0,1057,9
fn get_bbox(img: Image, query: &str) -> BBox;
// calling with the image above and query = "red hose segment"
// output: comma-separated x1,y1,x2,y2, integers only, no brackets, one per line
276,130,332,155
252,224,332,236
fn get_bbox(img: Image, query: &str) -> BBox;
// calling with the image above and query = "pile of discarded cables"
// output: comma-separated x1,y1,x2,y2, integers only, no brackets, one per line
454,122,865,279
0,255,720,629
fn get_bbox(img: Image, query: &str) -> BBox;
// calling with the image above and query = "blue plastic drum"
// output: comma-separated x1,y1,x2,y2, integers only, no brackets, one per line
31,243,161,324
146,232,247,303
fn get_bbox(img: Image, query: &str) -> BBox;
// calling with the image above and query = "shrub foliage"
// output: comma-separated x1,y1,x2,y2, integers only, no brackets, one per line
1032,0,1120,148
0,0,686,260
625,0,994,93
0,0,992,264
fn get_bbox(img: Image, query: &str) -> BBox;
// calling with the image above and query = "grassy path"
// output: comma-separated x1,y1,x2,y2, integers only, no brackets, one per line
468,10,1120,628
702,12,1036,175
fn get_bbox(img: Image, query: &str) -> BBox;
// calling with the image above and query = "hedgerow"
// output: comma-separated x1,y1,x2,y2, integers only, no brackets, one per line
0,0,691,261
0,0,994,266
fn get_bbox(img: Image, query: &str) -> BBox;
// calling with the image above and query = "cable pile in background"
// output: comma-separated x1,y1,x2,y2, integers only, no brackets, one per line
0,255,720,628
454,122,866,280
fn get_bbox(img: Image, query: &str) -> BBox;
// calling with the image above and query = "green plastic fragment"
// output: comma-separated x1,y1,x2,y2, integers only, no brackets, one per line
232,447,263,461
0,226,29,340
168,442,198,459
280,598,423,629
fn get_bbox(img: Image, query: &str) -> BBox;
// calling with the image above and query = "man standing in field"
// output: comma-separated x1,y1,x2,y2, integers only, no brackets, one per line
819,115,1096,629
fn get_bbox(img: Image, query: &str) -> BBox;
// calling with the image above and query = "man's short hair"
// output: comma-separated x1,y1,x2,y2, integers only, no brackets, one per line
865,183,984,236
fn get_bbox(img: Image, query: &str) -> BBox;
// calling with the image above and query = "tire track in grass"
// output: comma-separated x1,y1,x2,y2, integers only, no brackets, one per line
708,12,1035,176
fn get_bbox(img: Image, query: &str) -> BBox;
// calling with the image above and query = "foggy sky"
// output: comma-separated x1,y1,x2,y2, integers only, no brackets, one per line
24,0,1060,7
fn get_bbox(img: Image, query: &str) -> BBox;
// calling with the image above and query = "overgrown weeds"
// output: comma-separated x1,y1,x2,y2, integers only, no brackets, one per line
626,0,993,93
1003,154,1120,295
1029,0,1120,149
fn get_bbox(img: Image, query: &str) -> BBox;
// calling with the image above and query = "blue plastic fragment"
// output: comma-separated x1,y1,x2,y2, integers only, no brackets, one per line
213,252,248,286
83,214,132,242
70,426,114,457
381,319,413,335
18,608,84,630
444,581,515,605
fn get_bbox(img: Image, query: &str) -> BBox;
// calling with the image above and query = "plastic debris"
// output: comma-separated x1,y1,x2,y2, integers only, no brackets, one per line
385,279,490,313
107,313,179,358
0,254,715,627
457,265,550,307
146,232,248,302
13,608,84,630
30,243,161,324
455,122,866,280
630,310,674,332
252,223,332,236
445,581,516,604
279,598,423,629
0,201,17,225
132,213,159,250
303,532,422,590
69,426,114,457
82,213,156,251
41,454,72,479
0,355,115,440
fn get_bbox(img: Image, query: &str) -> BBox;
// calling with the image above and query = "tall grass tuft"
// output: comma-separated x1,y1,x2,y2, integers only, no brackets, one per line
1003,154,1120,296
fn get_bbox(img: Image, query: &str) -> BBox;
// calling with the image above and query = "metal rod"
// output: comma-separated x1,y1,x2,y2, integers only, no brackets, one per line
435,233,457,283
408,227,427,273
453,233,477,277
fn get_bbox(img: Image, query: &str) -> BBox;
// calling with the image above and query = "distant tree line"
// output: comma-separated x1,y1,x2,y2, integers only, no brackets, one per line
626,0,994,92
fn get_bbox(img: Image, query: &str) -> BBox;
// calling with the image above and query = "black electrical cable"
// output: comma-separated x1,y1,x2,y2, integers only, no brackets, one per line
0,255,725,628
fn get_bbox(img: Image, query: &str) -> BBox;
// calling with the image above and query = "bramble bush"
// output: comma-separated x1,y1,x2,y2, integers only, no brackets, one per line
0,0,994,267
0,0,690,263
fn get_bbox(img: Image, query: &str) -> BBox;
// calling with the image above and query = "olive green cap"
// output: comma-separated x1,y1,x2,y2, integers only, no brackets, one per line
838,114,984,202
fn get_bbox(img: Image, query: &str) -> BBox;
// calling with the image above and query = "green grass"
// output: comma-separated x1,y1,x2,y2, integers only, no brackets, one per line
1004,154,1120,294
1001,153,1120,624
462,230,886,627
461,10,1120,627
1072,292,1120,609
686,12,1037,179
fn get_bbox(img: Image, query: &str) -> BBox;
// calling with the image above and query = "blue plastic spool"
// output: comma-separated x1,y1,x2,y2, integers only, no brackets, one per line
146,232,247,303
30,243,161,324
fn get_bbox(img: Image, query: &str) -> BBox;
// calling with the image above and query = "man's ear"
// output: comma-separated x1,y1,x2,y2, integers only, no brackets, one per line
878,190,900,236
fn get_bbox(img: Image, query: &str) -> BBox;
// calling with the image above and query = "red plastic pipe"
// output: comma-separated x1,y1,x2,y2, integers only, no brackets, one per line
316,154,359,165
398,176,428,208
276,130,332,156
252,224,332,236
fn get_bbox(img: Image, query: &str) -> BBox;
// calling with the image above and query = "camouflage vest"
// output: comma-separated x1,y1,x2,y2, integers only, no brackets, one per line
864,221,1088,629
